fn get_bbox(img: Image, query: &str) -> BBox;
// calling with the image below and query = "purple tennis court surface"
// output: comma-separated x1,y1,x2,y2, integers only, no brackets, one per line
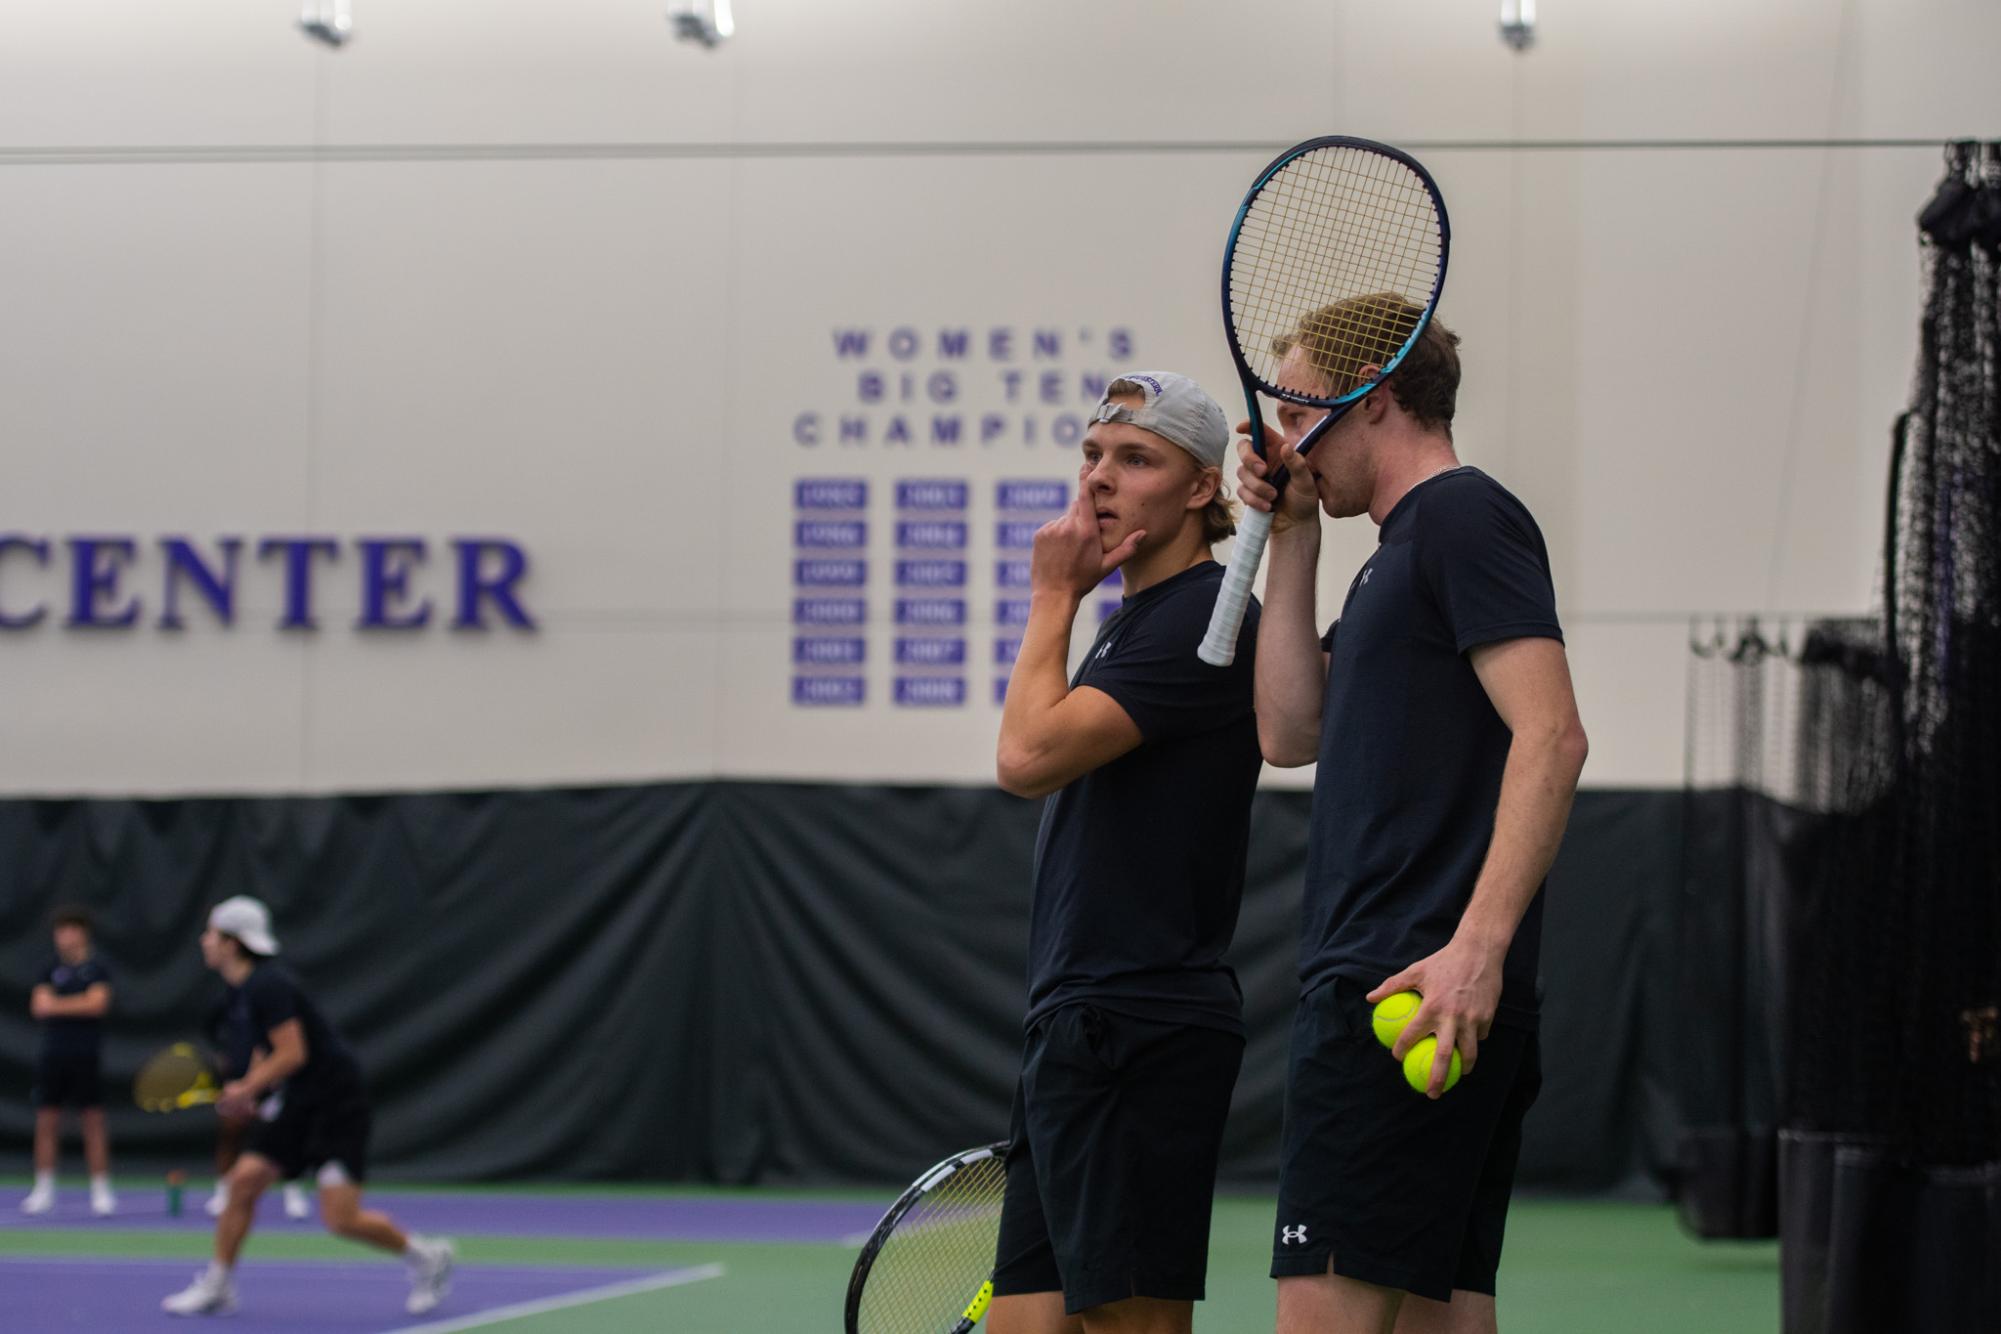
1,1188,884,1242
0,1256,715,1333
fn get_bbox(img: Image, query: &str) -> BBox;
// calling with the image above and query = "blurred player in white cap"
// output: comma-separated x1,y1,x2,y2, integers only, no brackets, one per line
162,897,455,1318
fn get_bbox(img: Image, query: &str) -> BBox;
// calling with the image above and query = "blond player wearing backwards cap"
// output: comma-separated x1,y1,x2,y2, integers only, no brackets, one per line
991,372,1262,1334
161,897,456,1319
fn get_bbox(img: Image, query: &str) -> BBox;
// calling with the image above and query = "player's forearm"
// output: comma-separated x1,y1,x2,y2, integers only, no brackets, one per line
40,993,110,1018
1454,722,1588,959
1254,524,1325,766
995,589,1082,793
239,1049,306,1097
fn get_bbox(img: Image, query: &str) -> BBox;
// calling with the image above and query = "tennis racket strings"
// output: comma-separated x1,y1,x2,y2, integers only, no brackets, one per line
1231,143,1444,397
134,1042,221,1112
848,1145,1008,1334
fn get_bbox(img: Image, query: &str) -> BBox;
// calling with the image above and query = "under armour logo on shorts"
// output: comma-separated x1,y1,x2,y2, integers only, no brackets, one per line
1281,1224,1309,1245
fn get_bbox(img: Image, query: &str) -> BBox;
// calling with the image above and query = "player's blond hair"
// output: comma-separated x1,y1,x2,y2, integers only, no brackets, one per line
1273,293,1462,434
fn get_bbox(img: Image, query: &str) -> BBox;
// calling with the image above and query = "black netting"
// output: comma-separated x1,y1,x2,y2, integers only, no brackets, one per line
1679,144,2001,1272
1879,140,2001,1169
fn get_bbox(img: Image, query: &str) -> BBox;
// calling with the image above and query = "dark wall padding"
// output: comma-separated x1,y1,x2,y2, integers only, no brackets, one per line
1779,1131,2001,1334
1,783,1680,1189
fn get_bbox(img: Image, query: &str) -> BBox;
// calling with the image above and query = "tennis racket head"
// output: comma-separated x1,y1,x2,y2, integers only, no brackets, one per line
844,1141,1009,1334
1198,136,1449,668
1224,136,1450,456
133,1041,222,1112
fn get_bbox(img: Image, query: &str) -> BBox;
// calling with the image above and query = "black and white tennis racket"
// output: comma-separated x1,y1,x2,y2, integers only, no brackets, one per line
844,1141,1008,1334
1197,137,1451,666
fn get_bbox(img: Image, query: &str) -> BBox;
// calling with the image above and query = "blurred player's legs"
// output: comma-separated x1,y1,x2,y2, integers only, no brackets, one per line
81,1107,115,1214
205,1113,248,1216
21,1068,114,1215
205,1114,308,1219
316,1177,456,1314
164,1154,275,1316
202,1181,306,1217
167,1151,454,1318
19,1108,60,1214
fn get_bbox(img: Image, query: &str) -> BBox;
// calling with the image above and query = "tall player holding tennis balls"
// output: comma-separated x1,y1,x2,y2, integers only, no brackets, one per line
1226,137,1588,1333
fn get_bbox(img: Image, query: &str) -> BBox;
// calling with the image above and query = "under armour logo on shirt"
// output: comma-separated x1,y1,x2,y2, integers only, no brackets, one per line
1281,1224,1309,1245
1360,567,1373,585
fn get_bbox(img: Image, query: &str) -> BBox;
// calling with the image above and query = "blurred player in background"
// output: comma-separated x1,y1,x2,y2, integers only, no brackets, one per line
202,987,311,1221
162,896,453,1318
20,907,116,1218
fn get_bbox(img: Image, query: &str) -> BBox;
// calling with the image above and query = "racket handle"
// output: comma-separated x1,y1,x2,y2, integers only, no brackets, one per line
1198,506,1271,666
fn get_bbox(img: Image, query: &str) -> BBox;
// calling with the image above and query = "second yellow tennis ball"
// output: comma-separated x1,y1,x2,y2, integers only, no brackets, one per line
1403,1036,1463,1094
1371,990,1421,1048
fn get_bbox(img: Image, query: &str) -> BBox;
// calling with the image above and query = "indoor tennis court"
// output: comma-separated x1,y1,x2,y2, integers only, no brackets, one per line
3,4,1997,1333
0,1183,1779,1332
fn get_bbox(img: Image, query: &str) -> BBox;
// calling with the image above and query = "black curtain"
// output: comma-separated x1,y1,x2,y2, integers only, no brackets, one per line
4,783,1676,1191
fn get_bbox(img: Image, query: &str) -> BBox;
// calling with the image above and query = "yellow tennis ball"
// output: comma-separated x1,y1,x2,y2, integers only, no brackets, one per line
1371,991,1421,1049
1403,1036,1463,1094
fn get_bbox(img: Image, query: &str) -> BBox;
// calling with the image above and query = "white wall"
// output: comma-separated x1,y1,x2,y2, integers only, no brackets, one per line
0,0,1994,795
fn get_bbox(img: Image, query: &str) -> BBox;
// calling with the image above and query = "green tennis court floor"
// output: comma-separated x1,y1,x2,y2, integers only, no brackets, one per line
0,1180,1777,1332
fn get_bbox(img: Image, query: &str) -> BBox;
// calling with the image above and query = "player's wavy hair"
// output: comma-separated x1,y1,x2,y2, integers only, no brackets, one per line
217,931,270,961
1199,482,1239,546
1100,377,1238,546
1273,293,1461,435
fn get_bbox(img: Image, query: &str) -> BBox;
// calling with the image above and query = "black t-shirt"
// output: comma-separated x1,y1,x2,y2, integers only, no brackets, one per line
206,987,256,1079
1302,468,1563,1028
237,963,363,1103
1024,561,1262,1036
39,956,111,1055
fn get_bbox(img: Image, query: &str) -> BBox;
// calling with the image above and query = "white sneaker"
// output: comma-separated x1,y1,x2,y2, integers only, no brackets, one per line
90,1182,117,1216
283,1184,311,1220
204,1188,227,1218
19,1186,54,1216
405,1236,455,1315
162,1264,238,1316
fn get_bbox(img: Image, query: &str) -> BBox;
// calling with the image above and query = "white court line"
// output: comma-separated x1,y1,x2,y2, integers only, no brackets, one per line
387,1262,726,1334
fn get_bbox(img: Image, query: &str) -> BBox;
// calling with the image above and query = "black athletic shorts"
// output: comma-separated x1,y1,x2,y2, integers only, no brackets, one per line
1271,979,1541,1303
992,1003,1244,1315
247,1084,373,1185
33,1049,104,1109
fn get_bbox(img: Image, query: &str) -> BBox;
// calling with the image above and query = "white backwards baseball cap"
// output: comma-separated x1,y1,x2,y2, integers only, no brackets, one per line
208,896,280,956
1090,371,1231,470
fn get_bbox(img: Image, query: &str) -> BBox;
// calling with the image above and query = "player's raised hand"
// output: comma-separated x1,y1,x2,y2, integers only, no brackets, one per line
1235,426,1319,534
1031,480,1143,599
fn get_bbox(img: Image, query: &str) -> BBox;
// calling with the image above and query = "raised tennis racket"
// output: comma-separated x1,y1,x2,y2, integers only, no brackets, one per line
134,1042,223,1112
844,1141,1008,1334
1197,137,1451,666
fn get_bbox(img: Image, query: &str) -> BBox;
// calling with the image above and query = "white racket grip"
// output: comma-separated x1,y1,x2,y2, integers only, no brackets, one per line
1198,505,1272,666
